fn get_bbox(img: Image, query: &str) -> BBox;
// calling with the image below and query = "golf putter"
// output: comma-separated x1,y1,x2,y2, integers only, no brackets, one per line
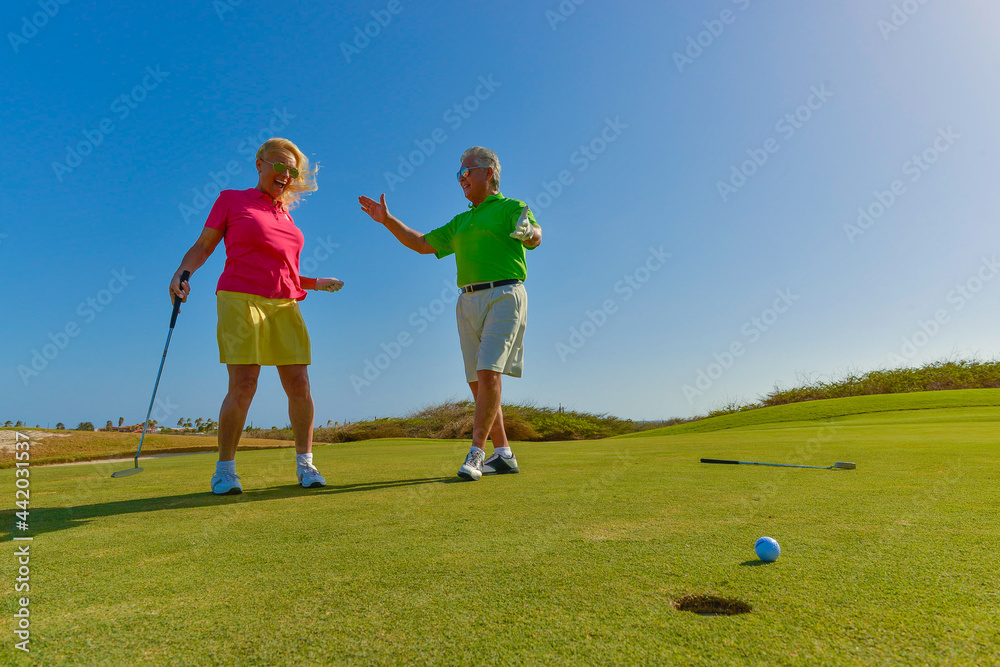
112,271,190,478
701,458,856,470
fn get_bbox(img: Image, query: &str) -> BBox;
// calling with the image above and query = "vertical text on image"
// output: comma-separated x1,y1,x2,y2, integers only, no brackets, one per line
12,432,32,653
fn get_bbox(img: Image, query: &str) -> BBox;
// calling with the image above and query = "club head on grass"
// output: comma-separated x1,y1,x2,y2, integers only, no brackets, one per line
111,466,144,478
833,461,856,470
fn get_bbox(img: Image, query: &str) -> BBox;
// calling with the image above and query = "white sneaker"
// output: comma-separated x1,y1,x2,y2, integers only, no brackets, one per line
297,463,326,488
458,448,485,481
210,471,242,495
482,452,519,475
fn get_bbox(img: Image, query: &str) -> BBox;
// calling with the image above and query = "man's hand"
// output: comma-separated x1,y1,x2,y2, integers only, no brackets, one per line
316,278,345,292
358,194,389,224
510,219,534,242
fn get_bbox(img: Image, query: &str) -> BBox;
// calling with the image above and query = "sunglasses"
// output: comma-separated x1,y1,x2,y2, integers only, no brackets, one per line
456,166,489,181
261,159,300,179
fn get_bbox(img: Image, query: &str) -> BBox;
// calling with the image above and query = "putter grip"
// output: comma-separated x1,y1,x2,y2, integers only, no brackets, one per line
170,270,190,328
701,458,739,464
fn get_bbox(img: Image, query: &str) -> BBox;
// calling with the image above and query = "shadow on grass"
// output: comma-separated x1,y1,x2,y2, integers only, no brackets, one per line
739,560,774,567
2,476,456,539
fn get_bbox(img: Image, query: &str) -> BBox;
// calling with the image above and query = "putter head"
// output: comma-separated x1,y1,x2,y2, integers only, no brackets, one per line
833,461,856,470
111,466,144,478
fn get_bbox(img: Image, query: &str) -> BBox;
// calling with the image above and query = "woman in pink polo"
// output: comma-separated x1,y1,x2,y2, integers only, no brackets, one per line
169,138,343,495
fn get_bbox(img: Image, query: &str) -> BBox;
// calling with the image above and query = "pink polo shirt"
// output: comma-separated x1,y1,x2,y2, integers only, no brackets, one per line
204,188,308,300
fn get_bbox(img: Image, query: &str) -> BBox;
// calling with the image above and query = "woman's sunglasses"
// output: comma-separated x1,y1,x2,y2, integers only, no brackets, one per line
261,159,300,179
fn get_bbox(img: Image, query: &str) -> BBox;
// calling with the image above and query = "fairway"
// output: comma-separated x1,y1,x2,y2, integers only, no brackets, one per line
3,403,999,665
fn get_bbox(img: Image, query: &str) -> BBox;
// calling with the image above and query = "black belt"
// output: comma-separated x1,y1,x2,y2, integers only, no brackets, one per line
461,279,521,294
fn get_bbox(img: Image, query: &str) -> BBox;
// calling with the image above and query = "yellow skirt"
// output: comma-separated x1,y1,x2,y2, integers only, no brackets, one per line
216,290,311,365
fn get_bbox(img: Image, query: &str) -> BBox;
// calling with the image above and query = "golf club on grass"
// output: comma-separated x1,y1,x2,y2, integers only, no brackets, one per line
700,458,856,470
111,270,189,478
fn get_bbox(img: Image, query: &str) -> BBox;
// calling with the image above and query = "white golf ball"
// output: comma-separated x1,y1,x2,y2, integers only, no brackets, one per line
755,536,780,562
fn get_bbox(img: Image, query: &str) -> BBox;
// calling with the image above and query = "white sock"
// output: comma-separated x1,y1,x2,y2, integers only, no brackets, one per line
216,460,235,474
296,453,313,467
494,446,512,458
469,445,483,456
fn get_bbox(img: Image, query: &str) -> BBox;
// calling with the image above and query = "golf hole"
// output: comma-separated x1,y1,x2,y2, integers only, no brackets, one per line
672,594,752,617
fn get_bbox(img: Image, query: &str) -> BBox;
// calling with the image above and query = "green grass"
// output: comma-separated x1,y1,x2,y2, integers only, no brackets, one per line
2,394,999,665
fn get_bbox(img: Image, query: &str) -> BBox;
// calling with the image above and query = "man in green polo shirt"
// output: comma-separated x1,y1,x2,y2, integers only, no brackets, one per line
358,146,542,480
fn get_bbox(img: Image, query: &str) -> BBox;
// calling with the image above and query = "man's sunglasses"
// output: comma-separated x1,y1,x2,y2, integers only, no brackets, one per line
261,159,300,179
456,166,489,181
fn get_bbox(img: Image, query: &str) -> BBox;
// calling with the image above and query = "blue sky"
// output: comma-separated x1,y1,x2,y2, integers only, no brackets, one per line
2,1,999,429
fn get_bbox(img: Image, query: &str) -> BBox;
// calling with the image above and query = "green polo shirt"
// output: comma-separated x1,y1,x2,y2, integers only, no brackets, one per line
424,193,540,287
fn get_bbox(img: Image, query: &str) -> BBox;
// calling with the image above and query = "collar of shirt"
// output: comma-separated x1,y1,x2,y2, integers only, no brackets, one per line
467,192,504,210
248,187,286,211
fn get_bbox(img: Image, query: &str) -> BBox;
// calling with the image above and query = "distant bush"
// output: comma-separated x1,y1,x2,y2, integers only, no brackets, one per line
705,359,1000,416
76,422,95,431
762,360,1000,405
243,400,677,443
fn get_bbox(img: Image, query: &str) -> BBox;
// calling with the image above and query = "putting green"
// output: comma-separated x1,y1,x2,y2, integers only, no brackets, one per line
2,400,998,665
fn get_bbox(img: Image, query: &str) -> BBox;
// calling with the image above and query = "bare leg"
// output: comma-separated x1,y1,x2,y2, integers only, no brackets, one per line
276,364,314,455
218,364,261,462
469,377,509,450
470,369,503,451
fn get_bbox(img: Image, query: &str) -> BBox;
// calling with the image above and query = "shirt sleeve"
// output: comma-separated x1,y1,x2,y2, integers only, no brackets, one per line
424,215,460,259
204,191,230,232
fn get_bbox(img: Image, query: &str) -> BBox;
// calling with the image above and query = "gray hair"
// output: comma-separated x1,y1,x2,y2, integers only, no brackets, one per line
461,146,501,190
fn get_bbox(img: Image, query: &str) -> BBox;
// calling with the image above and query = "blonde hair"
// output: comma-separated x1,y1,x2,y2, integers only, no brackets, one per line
256,137,318,209
461,146,501,190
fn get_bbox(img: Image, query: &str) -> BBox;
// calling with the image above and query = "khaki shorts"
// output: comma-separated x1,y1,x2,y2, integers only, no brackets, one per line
216,290,311,366
456,282,527,383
